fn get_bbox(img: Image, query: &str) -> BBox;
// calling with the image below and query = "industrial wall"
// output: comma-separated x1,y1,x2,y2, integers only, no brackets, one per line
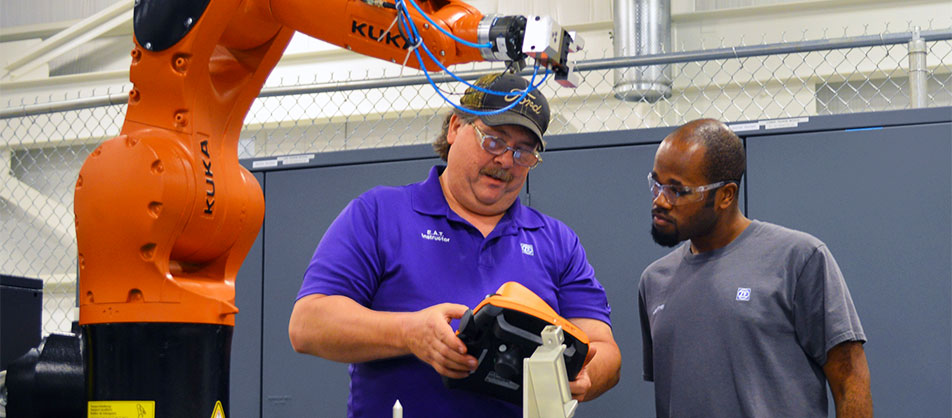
3,7,950,337
0,1,950,415
231,107,951,418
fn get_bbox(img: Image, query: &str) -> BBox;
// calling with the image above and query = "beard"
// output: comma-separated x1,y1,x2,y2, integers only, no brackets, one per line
650,200,719,248
651,223,683,247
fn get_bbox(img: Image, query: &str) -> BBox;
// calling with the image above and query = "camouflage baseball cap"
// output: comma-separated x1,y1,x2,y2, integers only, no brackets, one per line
460,73,550,151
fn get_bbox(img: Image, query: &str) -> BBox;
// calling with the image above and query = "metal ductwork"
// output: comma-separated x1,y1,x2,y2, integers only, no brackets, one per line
612,0,671,102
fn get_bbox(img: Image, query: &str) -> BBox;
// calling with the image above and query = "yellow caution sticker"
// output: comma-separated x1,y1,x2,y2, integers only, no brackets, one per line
88,401,155,418
210,400,226,418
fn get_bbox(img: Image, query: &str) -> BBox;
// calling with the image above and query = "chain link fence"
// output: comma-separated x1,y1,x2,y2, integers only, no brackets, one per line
2,25,951,335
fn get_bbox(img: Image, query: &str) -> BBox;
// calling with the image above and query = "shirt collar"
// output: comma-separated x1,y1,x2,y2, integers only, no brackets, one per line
411,165,544,230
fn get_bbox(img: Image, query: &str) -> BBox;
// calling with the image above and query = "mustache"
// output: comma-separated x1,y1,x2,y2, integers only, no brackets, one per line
652,208,673,222
480,167,513,182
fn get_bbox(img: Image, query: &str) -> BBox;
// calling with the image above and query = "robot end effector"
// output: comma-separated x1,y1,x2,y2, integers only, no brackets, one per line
348,0,582,86
476,14,583,87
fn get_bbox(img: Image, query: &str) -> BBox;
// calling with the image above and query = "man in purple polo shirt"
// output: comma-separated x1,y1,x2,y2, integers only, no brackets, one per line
289,72,621,418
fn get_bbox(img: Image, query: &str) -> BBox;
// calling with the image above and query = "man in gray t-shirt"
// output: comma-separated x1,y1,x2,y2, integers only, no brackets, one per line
639,119,872,418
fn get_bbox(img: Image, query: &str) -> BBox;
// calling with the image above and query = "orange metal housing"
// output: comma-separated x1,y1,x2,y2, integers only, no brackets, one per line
473,282,591,346
76,0,486,326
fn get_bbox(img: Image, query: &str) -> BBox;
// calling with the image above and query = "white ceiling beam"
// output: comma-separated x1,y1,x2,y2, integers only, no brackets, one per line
2,0,134,81
0,19,133,43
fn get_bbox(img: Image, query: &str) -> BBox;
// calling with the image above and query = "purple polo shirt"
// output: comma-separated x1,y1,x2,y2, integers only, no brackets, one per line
298,165,611,418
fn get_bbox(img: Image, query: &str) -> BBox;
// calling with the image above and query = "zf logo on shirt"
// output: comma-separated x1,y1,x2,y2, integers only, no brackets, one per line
520,243,534,256
736,287,751,301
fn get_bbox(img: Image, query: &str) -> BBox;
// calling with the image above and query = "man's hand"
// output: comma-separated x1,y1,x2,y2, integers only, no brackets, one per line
569,344,597,401
567,318,621,402
401,303,478,378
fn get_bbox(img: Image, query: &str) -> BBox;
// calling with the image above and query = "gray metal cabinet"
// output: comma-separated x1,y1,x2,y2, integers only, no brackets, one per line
527,141,671,418
746,122,952,418
231,171,264,418
261,156,438,417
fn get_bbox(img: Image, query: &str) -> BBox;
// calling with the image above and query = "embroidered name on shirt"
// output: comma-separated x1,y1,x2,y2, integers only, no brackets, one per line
520,243,534,256
421,229,450,243
736,287,751,301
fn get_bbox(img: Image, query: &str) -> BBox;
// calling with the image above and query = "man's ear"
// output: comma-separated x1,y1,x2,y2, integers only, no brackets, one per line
447,114,463,145
717,182,739,210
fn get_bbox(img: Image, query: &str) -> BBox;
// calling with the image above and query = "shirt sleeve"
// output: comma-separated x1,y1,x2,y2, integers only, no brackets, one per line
638,275,654,382
296,195,382,307
792,244,866,366
553,226,612,325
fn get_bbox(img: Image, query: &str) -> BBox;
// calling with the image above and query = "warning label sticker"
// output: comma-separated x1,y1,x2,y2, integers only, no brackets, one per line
88,401,155,418
210,400,226,418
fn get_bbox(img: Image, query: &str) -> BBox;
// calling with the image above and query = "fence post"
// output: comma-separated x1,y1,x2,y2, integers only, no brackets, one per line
908,27,928,108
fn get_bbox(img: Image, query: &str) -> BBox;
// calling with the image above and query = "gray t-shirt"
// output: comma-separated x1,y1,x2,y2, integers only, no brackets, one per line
639,220,865,418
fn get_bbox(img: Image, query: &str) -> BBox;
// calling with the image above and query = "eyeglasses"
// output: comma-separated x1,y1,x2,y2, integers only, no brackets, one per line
648,173,731,205
472,124,542,168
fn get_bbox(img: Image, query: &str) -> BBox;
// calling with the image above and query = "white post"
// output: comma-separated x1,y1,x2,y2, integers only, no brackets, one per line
393,400,403,418
523,325,577,418
908,27,928,108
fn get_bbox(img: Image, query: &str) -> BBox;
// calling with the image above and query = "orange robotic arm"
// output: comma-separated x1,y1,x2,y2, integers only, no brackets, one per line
75,0,579,327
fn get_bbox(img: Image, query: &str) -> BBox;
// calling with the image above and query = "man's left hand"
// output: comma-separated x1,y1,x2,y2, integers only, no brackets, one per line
566,318,621,402
569,344,597,401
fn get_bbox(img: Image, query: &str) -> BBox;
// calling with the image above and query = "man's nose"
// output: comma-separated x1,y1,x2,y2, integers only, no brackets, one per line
493,148,516,168
652,190,672,209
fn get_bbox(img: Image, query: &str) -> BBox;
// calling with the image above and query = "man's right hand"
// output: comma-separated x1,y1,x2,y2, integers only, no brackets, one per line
401,303,478,379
